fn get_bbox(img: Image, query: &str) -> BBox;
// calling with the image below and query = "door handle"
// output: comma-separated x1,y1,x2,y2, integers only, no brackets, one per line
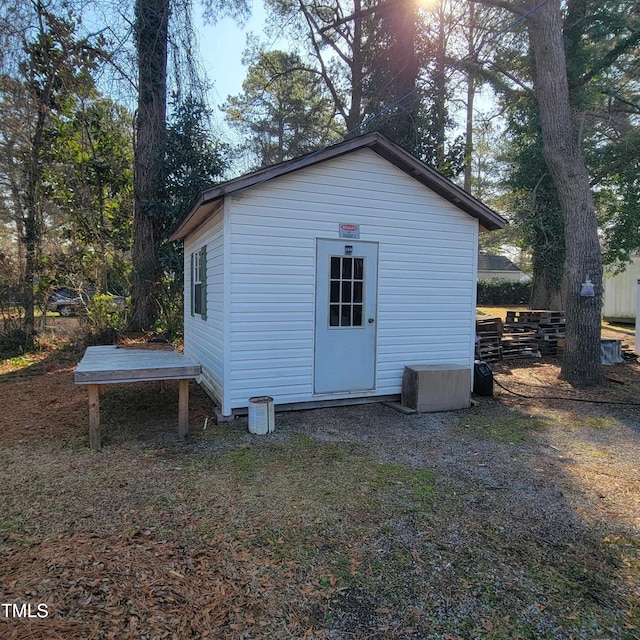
368,318,375,324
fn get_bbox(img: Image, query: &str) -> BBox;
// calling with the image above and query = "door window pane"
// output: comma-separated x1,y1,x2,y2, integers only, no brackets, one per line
353,282,363,303
328,254,365,328
341,281,352,303
342,258,352,279
331,257,340,279
354,258,364,280
330,281,340,304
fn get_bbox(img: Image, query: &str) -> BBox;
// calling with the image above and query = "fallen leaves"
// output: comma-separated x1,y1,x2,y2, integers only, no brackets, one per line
0,533,256,639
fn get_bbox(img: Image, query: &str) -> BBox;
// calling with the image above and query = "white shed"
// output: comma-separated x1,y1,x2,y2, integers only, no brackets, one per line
603,257,640,323
170,132,506,417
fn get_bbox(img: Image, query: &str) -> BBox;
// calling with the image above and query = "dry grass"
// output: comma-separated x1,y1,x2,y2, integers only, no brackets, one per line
0,348,639,639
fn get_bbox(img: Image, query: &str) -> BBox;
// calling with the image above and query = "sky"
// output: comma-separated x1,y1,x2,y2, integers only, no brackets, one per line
194,1,268,120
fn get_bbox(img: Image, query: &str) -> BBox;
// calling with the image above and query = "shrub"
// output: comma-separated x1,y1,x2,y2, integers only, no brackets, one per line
153,276,184,342
83,295,128,345
0,327,31,355
477,280,532,305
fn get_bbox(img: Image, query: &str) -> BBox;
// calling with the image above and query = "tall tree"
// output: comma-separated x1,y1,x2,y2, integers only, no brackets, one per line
263,0,463,169
44,97,134,294
506,100,565,310
224,49,342,168
489,0,640,358
130,0,249,330
563,0,640,268
363,0,420,150
162,94,228,245
459,1,508,193
0,1,102,342
153,94,228,331
265,0,370,132
130,0,170,330
478,0,604,386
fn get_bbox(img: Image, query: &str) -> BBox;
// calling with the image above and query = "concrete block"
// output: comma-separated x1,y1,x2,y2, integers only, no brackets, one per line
402,364,471,412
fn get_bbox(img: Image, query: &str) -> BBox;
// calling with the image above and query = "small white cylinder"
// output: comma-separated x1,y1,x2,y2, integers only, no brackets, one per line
248,396,275,435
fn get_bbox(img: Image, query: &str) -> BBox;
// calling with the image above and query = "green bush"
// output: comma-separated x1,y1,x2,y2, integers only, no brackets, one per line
477,280,532,305
153,276,184,342
83,294,128,345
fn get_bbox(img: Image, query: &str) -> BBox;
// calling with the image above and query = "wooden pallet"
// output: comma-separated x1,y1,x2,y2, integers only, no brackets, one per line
476,345,503,362
501,331,538,359
477,317,503,334
506,310,565,324
504,310,565,356
475,316,503,362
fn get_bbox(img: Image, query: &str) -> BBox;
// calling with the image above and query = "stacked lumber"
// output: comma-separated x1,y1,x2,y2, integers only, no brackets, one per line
504,310,566,355
475,317,502,362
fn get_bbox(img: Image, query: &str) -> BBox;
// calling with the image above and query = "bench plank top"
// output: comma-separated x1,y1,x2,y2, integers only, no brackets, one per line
74,345,201,385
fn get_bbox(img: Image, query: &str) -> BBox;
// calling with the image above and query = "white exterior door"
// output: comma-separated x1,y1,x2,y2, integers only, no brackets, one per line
314,239,378,394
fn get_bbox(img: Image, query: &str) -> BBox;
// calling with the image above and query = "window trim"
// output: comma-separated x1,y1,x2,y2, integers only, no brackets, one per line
191,246,207,320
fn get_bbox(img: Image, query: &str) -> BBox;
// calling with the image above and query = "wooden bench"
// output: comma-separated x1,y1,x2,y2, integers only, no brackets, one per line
73,346,201,451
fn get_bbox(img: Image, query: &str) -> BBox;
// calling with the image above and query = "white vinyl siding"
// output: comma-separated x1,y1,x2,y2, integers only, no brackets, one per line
225,148,478,410
603,257,640,321
184,206,224,405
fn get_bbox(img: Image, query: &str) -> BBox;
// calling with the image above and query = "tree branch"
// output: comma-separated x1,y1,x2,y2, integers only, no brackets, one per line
603,90,640,115
299,6,348,123
471,0,527,18
578,29,640,88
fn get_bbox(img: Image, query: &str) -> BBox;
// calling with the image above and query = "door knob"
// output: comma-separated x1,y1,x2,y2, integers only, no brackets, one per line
368,318,375,324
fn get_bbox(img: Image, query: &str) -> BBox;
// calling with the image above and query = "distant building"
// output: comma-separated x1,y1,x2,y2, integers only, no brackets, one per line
478,254,528,282
603,257,640,323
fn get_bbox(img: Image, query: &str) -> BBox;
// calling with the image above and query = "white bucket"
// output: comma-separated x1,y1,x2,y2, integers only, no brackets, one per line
248,396,275,435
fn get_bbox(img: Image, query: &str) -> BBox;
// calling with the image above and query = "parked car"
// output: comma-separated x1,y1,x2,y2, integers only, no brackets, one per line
46,289,87,317
46,288,127,317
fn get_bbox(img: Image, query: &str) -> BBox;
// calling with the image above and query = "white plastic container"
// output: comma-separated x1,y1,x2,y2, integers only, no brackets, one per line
248,396,275,435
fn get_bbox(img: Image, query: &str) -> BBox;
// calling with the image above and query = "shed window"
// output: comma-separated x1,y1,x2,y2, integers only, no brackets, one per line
191,246,207,320
329,256,364,327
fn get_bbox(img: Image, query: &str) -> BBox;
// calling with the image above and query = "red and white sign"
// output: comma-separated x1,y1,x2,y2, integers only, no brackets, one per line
339,223,360,239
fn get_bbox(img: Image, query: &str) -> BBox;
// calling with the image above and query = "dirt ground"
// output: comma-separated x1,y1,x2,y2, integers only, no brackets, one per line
0,335,639,639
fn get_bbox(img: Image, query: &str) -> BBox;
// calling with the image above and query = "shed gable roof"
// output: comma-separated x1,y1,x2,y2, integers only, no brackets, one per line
170,132,507,241
478,254,523,272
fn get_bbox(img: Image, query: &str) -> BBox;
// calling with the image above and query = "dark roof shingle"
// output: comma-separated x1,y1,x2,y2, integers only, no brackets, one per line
478,254,522,272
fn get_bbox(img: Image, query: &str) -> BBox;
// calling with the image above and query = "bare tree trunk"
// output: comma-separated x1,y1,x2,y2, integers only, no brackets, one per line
530,276,564,310
22,104,48,344
130,0,169,331
463,2,476,193
384,0,419,150
527,0,603,386
433,2,447,169
348,0,364,133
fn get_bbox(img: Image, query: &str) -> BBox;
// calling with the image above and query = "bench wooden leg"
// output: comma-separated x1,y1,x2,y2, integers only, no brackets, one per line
88,384,101,452
178,379,189,440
